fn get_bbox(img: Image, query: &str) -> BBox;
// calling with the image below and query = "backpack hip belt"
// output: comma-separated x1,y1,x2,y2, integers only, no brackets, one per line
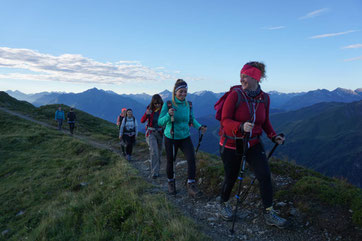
220,133,260,154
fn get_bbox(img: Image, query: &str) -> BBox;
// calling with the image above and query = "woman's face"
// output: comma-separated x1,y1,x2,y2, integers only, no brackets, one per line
153,101,162,109
175,88,187,101
240,74,258,90
127,110,133,117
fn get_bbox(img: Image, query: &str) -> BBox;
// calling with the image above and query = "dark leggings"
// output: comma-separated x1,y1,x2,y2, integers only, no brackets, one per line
220,143,273,208
164,136,196,180
69,123,75,134
123,135,135,155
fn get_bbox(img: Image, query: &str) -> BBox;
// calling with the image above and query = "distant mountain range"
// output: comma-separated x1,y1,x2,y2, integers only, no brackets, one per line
6,87,362,123
3,88,362,187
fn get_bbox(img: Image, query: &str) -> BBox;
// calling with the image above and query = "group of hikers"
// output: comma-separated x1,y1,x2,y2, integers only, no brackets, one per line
54,106,77,134
118,61,288,229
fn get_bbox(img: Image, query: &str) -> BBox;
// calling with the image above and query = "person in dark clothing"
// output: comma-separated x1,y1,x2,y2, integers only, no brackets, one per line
117,108,127,156
141,94,164,179
119,109,138,161
67,108,77,135
55,106,65,130
217,61,288,229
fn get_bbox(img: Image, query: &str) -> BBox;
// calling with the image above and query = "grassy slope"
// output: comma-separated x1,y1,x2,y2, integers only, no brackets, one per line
0,110,209,240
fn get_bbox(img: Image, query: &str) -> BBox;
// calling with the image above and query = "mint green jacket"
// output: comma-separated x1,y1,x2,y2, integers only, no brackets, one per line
158,98,202,140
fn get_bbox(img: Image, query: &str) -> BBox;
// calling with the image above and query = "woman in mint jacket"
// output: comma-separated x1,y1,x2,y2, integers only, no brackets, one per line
158,79,207,197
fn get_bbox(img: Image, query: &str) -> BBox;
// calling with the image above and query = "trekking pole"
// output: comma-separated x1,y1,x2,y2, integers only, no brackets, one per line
229,133,285,234
195,125,207,155
247,133,285,185
230,134,249,234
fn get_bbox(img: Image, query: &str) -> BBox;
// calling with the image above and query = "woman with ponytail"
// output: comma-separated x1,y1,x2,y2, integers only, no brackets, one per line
158,79,207,197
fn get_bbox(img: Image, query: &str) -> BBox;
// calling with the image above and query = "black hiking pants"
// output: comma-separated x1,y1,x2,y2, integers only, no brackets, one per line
164,136,196,180
123,135,135,155
69,123,75,134
220,143,273,208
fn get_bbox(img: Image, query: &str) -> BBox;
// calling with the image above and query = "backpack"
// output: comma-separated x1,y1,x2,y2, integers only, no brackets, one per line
214,85,269,121
67,112,76,122
117,115,124,130
166,100,193,126
123,116,136,134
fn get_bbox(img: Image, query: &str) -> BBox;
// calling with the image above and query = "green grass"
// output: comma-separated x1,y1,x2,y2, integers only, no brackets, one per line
270,159,362,227
0,110,209,241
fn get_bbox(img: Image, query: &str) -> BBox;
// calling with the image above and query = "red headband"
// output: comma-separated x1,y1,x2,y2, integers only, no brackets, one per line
240,64,262,82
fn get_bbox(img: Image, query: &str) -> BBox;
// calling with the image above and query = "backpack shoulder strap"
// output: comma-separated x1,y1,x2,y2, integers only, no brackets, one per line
263,92,269,108
188,101,193,126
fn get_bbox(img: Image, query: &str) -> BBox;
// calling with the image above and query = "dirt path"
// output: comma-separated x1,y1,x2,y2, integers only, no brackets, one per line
1,107,355,241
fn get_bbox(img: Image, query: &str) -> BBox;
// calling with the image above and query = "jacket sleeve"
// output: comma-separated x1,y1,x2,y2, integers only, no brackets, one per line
140,110,149,123
158,102,171,127
262,94,277,139
119,118,125,137
62,111,65,120
135,118,138,137
55,111,57,120
221,91,243,136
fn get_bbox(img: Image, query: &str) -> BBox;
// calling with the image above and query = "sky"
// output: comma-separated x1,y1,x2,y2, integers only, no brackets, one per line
0,0,361,95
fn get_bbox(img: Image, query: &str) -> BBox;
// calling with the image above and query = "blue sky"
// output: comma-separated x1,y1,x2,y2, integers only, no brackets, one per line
0,0,361,94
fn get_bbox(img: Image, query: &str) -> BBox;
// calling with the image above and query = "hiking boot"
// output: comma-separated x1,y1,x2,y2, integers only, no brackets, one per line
264,207,288,229
219,201,234,221
187,182,201,198
151,174,159,179
168,180,176,195
126,155,132,161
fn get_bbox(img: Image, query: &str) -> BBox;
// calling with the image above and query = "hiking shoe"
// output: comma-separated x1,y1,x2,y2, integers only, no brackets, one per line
264,207,288,229
126,155,132,161
187,182,201,198
168,180,176,195
219,201,234,221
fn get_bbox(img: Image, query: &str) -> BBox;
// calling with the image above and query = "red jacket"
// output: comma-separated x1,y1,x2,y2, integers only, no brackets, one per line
140,105,163,128
219,89,276,149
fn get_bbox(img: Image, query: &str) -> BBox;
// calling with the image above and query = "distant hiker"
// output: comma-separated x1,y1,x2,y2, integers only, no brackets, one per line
54,106,65,130
119,109,138,161
117,108,127,130
67,108,77,135
216,61,288,228
158,79,207,197
117,108,127,156
141,94,164,179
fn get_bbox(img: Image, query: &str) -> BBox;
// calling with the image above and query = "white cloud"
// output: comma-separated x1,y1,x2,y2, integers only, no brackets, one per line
344,56,362,62
309,30,358,39
299,8,329,19
342,44,362,49
265,26,286,30
0,47,173,84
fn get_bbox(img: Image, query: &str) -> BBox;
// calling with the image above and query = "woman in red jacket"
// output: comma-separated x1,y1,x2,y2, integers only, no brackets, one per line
218,61,288,229
141,94,164,179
